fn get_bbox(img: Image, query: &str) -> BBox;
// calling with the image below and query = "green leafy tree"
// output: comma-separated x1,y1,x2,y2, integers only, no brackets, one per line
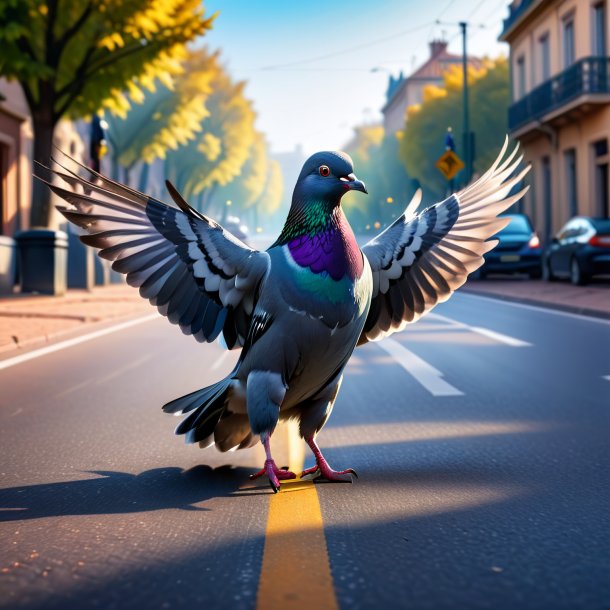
344,125,414,232
214,131,269,218
165,64,256,210
0,0,214,225
399,58,509,201
104,48,218,186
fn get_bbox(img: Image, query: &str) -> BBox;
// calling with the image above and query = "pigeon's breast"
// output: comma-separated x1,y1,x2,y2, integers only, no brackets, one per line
268,245,371,331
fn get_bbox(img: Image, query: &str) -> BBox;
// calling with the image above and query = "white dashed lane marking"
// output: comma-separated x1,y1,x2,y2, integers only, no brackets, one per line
376,338,464,397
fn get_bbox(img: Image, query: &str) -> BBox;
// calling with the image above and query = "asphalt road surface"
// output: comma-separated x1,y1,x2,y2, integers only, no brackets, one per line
1,293,609,610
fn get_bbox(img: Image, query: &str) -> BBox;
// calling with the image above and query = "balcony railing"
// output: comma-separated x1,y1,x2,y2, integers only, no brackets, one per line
509,56,610,132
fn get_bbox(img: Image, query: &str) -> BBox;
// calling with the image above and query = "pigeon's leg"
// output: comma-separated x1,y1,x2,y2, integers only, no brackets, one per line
249,434,296,492
246,370,295,492
302,434,358,483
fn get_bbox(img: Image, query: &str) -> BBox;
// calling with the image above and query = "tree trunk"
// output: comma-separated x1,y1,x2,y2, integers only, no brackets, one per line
111,156,120,181
138,162,150,193
30,116,57,227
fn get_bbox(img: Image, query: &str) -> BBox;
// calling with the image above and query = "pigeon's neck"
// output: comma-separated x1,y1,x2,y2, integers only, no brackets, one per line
275,198,335,244
275,198,363,281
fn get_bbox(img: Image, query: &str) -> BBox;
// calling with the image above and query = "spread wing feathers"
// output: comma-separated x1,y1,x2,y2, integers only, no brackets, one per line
36,151,269,347
360,138,530,344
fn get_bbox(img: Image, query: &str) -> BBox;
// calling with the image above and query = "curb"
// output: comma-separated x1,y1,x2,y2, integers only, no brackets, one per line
462,288,610,320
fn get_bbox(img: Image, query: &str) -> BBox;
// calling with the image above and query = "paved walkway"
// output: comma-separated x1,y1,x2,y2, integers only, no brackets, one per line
1,276,608,356
0,284,149,354
462,276,610,319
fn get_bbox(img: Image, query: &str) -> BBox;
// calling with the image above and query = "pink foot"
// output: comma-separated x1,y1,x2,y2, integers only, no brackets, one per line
300,461,358,483
302,434,358,483
250,459,296,492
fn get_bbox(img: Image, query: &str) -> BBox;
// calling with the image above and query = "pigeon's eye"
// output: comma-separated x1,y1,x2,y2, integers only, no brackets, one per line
319,165,330,177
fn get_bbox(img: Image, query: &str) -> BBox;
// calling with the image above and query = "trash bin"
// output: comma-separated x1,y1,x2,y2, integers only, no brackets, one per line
0,235,17,294
67,225,94,290
15,228,68,295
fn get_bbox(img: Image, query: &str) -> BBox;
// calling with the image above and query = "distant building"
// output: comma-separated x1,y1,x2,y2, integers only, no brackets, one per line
500,0,610,239
381,40,482,136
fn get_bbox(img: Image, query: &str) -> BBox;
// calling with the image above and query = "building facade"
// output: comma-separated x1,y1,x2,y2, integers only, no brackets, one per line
0,78,33,238
500,0,610,240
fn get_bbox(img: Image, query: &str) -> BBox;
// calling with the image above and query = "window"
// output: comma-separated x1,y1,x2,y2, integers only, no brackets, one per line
539,33,550,82
593,2,607,55
564,149,578,217
563,17,575,68
516,56,526,98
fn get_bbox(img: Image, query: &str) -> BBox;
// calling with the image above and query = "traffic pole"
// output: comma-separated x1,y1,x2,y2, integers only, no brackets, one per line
460,21,471,185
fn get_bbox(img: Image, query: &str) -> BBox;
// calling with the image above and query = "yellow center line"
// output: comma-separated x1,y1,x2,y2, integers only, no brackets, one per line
256,421,339,610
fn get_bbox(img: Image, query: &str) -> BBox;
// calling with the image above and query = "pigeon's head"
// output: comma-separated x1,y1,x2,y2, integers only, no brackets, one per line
294,151,367,204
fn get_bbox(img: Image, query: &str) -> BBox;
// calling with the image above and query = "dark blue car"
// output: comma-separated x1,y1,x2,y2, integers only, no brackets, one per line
475,213,542,279
542,217,610,285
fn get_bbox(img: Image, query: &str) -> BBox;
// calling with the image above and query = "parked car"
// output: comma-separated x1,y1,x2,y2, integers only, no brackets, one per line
475,213,542,279
542,217,610,285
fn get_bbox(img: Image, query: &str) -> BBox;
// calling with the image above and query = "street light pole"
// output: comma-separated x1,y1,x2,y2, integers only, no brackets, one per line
460,21,471,185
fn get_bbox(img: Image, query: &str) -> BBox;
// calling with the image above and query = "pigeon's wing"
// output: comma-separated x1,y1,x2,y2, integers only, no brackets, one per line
37,153,269,348
359,139,529,345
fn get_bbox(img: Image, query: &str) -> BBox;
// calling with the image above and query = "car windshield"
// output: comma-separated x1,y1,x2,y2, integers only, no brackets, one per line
499,215,532,234
590,218,610,233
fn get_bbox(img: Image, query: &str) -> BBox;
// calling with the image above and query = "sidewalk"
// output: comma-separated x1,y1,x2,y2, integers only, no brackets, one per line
462,276,610,319
0,284,151,355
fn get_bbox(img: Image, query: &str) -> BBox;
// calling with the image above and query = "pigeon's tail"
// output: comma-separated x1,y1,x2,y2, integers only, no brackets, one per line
163,374,234,448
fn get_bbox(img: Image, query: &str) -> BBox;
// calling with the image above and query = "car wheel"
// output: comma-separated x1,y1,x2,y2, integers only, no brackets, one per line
570,258,588,286
542,259,556,282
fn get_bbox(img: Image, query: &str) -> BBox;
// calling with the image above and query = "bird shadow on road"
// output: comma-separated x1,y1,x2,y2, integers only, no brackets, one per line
0,464,262,522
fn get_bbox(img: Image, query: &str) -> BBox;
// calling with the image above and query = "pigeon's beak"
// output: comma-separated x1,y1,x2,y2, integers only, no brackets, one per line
340,173,368,194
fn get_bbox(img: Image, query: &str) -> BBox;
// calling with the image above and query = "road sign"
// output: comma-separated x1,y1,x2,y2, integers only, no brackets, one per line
435,150,465,181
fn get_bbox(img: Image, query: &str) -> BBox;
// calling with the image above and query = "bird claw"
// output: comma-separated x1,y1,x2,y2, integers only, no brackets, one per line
250,459,296,491
300,465,358,483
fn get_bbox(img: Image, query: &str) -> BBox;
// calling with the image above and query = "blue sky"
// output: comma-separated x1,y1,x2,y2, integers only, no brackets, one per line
203,0,510,154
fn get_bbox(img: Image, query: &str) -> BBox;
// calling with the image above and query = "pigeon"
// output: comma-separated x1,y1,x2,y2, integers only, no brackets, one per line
37,138,528,492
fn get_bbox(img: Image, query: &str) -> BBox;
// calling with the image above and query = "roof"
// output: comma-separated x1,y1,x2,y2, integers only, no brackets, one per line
383,42,483,113
499,0,546,41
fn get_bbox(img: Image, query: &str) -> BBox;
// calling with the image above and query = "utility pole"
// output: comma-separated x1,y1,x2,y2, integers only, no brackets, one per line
460,21,472,185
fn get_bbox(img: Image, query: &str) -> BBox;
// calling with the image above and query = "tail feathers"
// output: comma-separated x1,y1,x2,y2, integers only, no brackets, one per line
163,382,227,416
164,376,233,445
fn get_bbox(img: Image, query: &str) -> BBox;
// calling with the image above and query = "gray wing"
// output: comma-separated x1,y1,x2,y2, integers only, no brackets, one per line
359,138,529,345
37,153,269,348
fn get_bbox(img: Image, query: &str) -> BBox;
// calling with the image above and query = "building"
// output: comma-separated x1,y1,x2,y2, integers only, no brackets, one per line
0,78,33,238
381,40,482,136
500,0,610,240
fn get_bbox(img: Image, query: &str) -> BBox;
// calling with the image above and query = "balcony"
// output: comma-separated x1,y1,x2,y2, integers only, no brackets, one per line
509,56,610,134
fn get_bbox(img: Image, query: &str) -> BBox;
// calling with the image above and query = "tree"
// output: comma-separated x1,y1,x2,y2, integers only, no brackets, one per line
165,63,256,210
0,0,214,226
258,160,283,217
344,125,414,232
214,131,269,218
104,48,218,185
399,58,509,201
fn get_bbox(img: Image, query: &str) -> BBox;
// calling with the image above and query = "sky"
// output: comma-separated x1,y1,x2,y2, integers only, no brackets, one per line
203,0,511,155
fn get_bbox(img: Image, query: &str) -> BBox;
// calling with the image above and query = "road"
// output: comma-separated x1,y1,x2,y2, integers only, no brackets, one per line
1,293,609,610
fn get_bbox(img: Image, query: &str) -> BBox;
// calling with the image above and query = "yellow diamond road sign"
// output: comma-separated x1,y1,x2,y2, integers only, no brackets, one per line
435,150,465,180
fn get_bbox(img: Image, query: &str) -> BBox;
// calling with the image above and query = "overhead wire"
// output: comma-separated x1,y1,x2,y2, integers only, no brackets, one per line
261,21,434,70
